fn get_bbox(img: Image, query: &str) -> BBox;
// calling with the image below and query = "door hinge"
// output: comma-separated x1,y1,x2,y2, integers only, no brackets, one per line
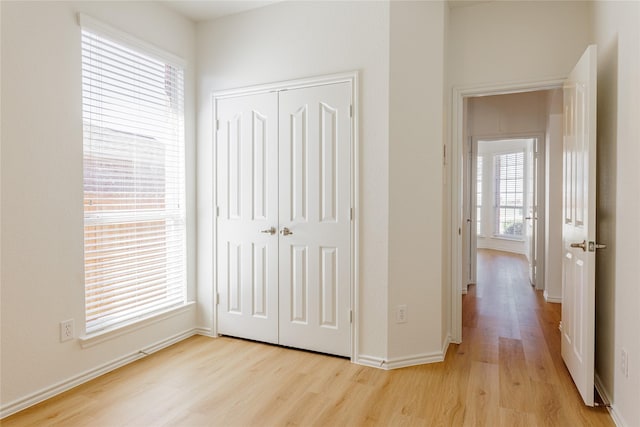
216,119,220,131
216,292,220,305
443,145,447,165
350,105,353,118
216,206,220,217
350,207,354,221
350,310,353,324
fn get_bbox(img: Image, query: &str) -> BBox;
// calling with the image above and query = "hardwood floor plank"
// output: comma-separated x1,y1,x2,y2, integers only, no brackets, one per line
521,328,560,385
462,361,500,426
499,407,537,427
2,249,614,427
498,337,533,413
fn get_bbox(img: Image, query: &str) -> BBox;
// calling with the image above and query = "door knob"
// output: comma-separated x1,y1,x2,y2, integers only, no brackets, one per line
260,227,276,235
570,240,587,251
280,227,293,236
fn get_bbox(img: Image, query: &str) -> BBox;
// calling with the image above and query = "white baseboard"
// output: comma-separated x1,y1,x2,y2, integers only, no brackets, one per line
442,334,451,355
356,354,386,369
1,329,197,419
595,373,629,427
543,290,562,303
608,405,630,427
357,337,450,370
194,327,215,337
594,372,612,406
385,350,446,369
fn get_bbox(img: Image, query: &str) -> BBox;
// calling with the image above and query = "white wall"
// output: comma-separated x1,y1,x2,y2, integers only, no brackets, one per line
448,0,591,86
0,0,197,413
196,0,391,362
387,0,446,362
592,2,640,425
543,89,563,303
544,111,563,303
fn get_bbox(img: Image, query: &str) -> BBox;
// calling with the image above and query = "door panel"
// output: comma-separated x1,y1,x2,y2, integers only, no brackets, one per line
561,44,597,406
278,83,351,357
216,92,279,344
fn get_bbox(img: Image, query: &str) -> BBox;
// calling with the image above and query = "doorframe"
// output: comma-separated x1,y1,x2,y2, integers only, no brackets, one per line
211,71,360,362
467,133,546,285
449,78,563,343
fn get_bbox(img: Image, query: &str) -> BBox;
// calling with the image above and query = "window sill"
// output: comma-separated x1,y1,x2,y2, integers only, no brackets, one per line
489,236,525,242
79,301,195,349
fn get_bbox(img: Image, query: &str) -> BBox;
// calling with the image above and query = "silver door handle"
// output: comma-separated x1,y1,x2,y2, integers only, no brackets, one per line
260,227,276,235
570,240,587,251
280,227,293,236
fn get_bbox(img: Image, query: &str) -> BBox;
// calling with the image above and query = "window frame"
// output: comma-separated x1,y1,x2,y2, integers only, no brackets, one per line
79,14,189,340
493,150,526,240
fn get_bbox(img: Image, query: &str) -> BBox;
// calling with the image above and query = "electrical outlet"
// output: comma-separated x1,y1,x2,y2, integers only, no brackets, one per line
60,319,74,342
396,305,407,323
621,348,629,378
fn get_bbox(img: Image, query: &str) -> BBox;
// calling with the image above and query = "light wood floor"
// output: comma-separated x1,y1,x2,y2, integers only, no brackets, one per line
3,249,613,426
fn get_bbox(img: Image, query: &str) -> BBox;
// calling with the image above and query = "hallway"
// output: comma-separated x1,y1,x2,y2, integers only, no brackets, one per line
461,249,611,425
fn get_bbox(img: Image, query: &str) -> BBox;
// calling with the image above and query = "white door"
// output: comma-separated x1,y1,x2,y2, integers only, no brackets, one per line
278,83,352,357
561,44,598,407
216,92,279,344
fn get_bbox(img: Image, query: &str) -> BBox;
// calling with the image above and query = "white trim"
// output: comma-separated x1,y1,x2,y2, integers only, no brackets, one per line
350,73,360,364
356,354,387,369
449,78,565,343
594,373,612,407
543,291,562,303
0,329,197,419
595,373,627,427
79,302,195,348
211,72,360,361
212,72,358,100
210,90,219,344
608,406,628,427
194,327,216,337
356,338,450,370
385,349,447,370
77,13,186,68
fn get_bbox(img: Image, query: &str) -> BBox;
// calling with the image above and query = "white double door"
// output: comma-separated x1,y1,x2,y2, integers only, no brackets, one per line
216,82,352,357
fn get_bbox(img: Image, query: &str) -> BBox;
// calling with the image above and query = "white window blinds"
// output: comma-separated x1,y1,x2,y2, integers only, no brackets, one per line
494,151,524,237
81,21,186,334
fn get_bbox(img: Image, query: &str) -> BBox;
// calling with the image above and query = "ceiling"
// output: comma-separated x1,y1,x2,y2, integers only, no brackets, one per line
160,0,492,23
160,0,281,22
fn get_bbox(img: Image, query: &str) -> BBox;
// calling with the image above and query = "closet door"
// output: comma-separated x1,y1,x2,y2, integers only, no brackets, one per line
216,92,279,343
278,82,352,357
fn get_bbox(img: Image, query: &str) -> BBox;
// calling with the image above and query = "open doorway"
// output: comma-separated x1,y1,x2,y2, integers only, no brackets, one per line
469,136,542,292
461,89,564,306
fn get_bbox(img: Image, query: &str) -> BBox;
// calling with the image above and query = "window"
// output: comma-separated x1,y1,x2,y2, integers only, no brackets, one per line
494,151,524,238
81,21,186,334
